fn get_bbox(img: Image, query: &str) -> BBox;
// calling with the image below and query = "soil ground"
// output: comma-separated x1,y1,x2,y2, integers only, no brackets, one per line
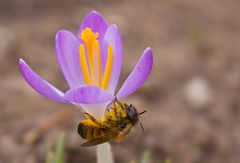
0,0,240,163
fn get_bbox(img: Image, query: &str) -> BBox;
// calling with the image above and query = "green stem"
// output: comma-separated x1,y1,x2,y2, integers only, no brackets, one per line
96,143,114,163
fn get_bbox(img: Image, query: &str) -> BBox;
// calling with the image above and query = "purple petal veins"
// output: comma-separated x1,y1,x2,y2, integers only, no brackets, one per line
19,10,154,119
64,85,114,104
78,10,108,41
19,59,65,102
55,30,84,88
102,24,123,94
116,48,153,99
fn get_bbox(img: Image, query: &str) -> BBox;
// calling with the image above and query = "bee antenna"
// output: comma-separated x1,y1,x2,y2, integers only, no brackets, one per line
139,121,145,134
138,110,147,115
114,96,118,101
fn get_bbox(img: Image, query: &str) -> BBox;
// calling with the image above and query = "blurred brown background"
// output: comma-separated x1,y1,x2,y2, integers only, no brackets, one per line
0,0,239,163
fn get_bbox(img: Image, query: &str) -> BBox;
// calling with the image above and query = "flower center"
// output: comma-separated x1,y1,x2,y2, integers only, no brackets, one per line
79,27,113,90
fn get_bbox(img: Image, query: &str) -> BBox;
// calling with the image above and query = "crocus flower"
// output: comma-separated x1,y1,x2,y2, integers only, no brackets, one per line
19,10,153,120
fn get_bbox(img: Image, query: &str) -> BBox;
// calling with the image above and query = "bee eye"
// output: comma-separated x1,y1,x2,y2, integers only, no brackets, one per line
125,106,138,124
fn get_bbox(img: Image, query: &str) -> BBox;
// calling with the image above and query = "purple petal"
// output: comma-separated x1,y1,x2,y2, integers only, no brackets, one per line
64,85,114,104
55,30,84,88
102,25,123,94
78,10,108,40
19,59,65,102
116,48,153,99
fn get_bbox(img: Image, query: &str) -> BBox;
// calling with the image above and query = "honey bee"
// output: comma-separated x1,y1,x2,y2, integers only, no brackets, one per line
78,98,146,147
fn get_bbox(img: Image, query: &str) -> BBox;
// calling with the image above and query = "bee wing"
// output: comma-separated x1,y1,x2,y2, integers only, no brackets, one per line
81,135,113,147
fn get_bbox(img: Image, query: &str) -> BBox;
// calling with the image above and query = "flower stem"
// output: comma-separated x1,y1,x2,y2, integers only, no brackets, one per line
96,143,114,163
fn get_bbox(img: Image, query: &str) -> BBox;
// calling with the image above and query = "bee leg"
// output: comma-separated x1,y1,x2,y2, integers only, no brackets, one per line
112,98,117,109
115,134,124,143
83,113,101,125
111,101,121,120
114,98,125,110
106,99,114,112
83,113,108,128
113,99,127,118
115,126,131,143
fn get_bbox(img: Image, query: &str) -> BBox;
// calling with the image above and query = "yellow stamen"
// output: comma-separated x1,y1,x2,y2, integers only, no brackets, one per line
80,28,99,84
79,27,113,89
87,44,94,81
94,40,102,86
79,44,91,84
102,45,113,90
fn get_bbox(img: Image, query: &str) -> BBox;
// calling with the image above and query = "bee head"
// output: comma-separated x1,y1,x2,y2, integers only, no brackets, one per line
125,104,139,125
